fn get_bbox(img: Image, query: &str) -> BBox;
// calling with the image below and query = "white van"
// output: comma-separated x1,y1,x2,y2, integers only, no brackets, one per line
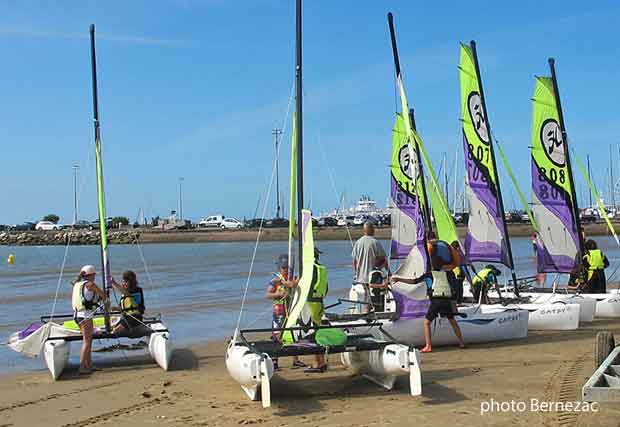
199,215,225,228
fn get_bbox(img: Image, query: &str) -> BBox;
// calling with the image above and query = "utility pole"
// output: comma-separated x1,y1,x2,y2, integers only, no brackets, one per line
178,177,184,222
73,164,79,225
272,128,283,218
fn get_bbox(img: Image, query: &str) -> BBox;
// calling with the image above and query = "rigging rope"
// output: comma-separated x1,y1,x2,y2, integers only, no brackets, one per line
234,83,295,334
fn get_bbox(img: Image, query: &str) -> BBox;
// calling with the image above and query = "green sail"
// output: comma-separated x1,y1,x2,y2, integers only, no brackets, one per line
396,77,457,244
282,209,315,344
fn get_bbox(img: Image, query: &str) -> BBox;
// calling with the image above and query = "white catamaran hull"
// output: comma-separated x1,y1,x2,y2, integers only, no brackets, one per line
226,341,274,403
44,340,70,381
384,306,528,346
518,293,596,323
477,303,580,331
148,322,172,371
582,293,620,318
341,345,421,395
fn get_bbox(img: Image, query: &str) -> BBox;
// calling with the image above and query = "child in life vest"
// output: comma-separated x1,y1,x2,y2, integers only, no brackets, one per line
266,254,305,370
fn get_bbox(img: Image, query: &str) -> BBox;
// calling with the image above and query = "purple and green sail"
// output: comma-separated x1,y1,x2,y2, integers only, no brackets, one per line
459,43,510,266
390,113,428,266
530,77,580,273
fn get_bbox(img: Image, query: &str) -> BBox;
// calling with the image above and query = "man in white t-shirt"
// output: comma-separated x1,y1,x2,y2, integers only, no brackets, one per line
351,222,387,313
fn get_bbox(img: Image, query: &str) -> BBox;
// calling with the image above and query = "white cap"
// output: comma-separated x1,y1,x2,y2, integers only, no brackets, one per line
80,265,96,276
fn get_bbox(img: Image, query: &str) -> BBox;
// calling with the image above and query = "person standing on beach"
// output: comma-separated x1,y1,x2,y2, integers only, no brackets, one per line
266,254,305,370
581,239,609,293
351,222,387,313
71,265,108,374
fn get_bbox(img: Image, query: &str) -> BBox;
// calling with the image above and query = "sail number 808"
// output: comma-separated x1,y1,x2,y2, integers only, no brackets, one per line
538,166,566,185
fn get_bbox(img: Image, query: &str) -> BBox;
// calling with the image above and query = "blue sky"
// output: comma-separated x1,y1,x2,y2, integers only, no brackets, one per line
1,0,619,224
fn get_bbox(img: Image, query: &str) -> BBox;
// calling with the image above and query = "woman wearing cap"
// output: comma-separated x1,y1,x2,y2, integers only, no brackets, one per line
71,265,108,374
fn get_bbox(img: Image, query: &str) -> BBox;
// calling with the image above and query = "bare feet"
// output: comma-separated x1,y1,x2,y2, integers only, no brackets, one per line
420,346,432,353
458,343,465,349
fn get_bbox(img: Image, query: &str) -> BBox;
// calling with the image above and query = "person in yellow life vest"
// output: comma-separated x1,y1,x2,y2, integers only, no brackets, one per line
71,265,108,375
110,270,145,334
582,239,609,293
304,247,329,373
472,265,501,304
266,254,304,370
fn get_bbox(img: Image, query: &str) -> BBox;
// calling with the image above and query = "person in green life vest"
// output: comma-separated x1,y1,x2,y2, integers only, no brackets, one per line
471,265,501,304
581,239,609,293
110,270,145,334
266,254,305,370
304,247,329,373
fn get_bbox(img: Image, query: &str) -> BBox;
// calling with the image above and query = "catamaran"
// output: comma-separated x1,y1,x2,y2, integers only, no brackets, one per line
226,2,422,408
456,41,582,330
7,25,172,380
342,14,530,345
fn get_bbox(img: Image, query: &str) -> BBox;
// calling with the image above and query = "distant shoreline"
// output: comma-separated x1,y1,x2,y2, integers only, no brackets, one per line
0,222,616,245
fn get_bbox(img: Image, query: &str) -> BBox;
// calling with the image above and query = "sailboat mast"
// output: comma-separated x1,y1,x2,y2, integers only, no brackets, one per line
89,24,111,331
295,0,304,275
587,155,592,208
548,58,585,256
387,13,433,237
470,41,518,289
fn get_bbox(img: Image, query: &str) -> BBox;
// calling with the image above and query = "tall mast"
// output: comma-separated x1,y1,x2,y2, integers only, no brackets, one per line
387,12,433,238
89,24,111,331
470,40,518,291
548,58,585,257
587,155,592,208
610,145,615,209
295,0,304,275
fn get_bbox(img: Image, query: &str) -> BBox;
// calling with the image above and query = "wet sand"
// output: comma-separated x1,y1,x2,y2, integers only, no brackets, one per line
2,319,620,426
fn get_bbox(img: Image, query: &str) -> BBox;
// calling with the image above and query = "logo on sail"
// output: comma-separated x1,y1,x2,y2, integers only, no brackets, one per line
398,144,418,180
468,92,490,145
540,119,565,167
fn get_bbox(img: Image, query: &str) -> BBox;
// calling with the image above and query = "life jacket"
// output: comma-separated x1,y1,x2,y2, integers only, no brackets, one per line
308,264,328,302
472,268,496,287
121,288,144,317
308,263,328,324
272,272,288,306
430,270,452,298
585,249,605,280
71,280,98,311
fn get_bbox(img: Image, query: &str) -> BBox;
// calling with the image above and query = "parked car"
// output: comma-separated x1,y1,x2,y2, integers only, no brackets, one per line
67,220,91,230
35,221,63,231
318,216,338,227
10,222,36,231
89,218,113,230
199,215,225,228
220,218,243,229
265,217,289,228
337,215,355,227
376,213,391,227
244,218,266,228
353,214,377,226
580,208,598,223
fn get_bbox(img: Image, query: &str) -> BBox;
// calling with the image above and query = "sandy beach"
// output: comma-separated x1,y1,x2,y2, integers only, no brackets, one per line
2,319,620,427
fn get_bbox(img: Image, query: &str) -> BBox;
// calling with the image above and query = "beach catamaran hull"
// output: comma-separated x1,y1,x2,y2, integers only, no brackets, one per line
478,303,580,331
225,341,274,403
44,340,70,381
583,294,620,318
378,307,529,347
513,292,596,323
149,323,172,371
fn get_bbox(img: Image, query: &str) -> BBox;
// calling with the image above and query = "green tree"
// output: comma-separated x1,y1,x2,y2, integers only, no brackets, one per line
42,214,60,224
111,216,129,227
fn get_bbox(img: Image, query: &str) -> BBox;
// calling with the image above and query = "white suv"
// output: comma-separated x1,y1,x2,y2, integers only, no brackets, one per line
35,221,63,231
199,215,225,228
220,218,243,229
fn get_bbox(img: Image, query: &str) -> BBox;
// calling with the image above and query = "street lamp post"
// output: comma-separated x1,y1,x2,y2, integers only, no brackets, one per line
179,177,184,223
272,128,283,218
72,164,79,225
